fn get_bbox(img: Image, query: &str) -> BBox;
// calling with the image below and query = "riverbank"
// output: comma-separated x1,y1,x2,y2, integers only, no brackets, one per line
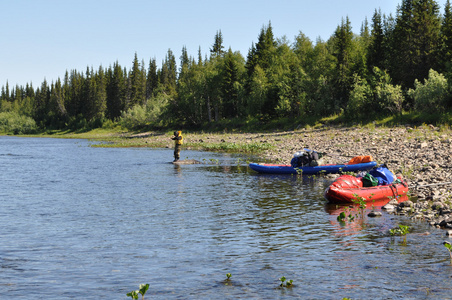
121,124,452,230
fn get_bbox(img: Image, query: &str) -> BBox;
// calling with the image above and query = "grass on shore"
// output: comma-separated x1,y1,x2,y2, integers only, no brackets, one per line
2,111,451,156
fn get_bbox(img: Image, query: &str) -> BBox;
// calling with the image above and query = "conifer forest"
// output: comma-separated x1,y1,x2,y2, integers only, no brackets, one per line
1,0,452,133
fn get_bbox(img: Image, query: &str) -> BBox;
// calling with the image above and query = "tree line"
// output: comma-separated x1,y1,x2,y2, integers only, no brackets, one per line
1,0,452,133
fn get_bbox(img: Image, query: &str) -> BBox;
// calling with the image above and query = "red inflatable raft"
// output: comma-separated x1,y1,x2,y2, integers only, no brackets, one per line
324,174,409,203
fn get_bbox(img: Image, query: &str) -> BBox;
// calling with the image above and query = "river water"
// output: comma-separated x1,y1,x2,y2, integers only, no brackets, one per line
0,136,451,299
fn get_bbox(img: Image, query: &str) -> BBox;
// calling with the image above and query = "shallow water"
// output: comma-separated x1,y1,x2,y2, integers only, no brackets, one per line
1,136,451,299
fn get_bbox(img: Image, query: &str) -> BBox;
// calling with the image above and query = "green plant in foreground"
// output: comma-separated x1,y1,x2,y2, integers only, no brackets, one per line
390,224,410,245
337,205,355,223
223,273,232,286
127,290,139,299
351,194,367,218
390,224,410,236
279,276,293,288
127,284,149,300
337,211,347,222
443,241,452,263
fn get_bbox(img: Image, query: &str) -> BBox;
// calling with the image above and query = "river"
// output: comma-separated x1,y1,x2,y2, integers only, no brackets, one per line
0,136,451,299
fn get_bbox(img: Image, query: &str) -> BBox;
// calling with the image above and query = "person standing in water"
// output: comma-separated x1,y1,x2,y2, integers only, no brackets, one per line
171,131,183,162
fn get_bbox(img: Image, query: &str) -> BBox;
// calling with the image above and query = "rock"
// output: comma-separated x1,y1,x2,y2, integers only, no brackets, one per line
439,217,452,228
382,204,395,211
399,200,413,208
388,199,399,205
411,213,425,220
441,209,452,216
368,211,382,217
431,201,444,210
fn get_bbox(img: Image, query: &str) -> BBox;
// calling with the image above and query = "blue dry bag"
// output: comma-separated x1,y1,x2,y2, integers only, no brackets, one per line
368,165,395,185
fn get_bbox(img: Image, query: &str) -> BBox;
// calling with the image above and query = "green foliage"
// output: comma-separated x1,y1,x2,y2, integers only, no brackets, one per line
279,276,293,288
120,105,147,129
390,224,410,245
120,94,169,129
127,283,149,300
2,3,452,132
346,74,372,118
391,0,442,90
138,284,149,297
0,111,38,134
352,194,367,218
126,290,139,299
201,141,273,153
408,69,449,113
375,81,404,116
443,241,452,263
337,211,347,222
389,224,410,236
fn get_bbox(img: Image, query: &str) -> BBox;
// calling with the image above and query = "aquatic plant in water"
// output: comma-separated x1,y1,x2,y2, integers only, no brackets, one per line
337,206,355,223
127,284,149,300
337,211,347,222
279,276,293,288
390,224,410,245
223,273,233,286
351,194,367,217
443,241,452,263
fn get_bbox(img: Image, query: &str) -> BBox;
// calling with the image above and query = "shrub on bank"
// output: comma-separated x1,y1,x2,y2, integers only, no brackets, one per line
0,111,38,134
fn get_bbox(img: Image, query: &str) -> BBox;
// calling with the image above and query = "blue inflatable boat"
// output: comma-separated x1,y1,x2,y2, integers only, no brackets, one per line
248,161,377,175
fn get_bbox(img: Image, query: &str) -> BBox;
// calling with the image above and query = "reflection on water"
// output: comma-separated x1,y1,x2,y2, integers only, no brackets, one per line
1,136,451,299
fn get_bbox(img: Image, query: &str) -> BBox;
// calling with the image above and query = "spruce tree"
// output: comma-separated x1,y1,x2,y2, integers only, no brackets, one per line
221,48,240,118
160,49,177,96
332,16,354,109
210,30,225,57
197,46,203,65
106,61,126,120
93,65,107,120
25,82,34,99
390,0,441,90
440,0,452,73
180,46,190,73
411,0,441,81
368,9,386,71
146,58,158,99
129,52,146,107
254,21,276,71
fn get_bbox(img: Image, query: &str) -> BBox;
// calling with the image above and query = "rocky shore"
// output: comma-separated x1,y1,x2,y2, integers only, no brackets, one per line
136,124,452,230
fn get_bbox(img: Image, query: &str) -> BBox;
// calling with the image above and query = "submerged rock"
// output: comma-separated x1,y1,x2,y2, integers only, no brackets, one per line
368,211,382,217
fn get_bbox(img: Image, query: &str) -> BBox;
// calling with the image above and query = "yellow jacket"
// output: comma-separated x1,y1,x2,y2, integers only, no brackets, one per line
173,131,183,145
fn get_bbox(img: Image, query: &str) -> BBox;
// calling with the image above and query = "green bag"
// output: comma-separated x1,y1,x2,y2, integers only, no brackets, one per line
362,173,378,187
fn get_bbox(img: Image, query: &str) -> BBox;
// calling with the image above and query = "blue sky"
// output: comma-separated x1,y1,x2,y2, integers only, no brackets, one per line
0,0,449,88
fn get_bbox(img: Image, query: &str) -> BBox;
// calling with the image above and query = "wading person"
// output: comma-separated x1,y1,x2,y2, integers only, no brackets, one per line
171,131,183,162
